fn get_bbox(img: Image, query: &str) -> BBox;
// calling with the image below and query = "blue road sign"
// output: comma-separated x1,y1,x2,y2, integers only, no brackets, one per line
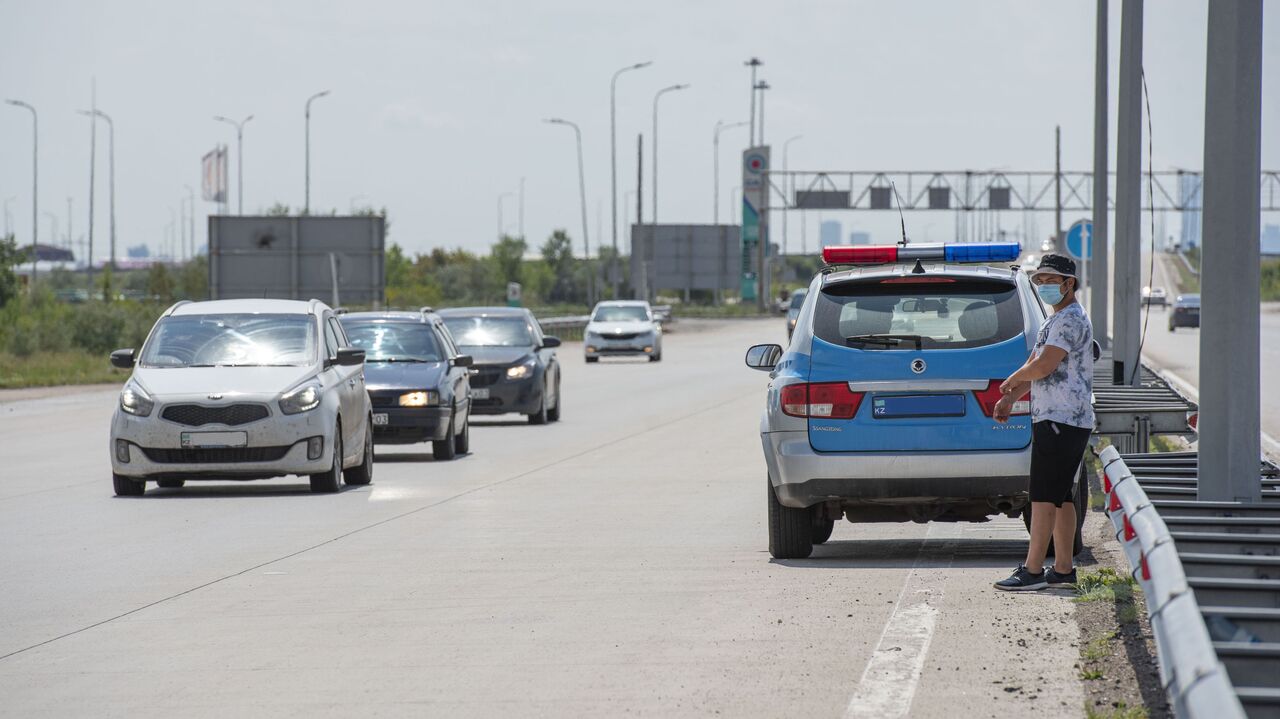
1066,219,1092,260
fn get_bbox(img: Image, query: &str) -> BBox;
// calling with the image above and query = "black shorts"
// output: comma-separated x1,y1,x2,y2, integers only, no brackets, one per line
1029,420,1091,506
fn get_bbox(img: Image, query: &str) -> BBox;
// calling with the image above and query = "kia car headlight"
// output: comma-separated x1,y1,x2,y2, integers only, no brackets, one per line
119,382,154,417
279,383,322,415
398,390,437,407
506,359,537,380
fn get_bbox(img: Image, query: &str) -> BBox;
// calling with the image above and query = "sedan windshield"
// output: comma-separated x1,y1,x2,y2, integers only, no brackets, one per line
592,306,648,323
442,316,534,347
139,314,317,367
341,321,443,362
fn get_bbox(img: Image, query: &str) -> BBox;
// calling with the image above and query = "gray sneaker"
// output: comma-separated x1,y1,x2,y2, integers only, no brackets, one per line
994,565,1048,591
1044,567,1077,588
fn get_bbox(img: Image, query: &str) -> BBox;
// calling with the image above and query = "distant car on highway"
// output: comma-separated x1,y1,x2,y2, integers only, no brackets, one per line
584,300,663,363
1019,253,1039,273
746,242,1087,559
1040,240,1055,253
1168,294,1201,331
1142,286,1168,307
439,307,562,424
339,309,473,460
785,289,808,341
108,299,373,496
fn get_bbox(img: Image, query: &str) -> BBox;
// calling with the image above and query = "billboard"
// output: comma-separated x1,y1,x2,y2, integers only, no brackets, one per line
209,215,385,306
630,224,741,299
201,146,227,204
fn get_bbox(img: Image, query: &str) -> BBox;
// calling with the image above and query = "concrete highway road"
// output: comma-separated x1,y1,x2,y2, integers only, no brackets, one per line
0,319,1085,717
1140,252,1280,458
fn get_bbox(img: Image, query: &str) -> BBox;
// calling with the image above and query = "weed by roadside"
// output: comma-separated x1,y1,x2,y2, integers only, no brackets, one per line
1076,567,1139,606
1086,702,1148,719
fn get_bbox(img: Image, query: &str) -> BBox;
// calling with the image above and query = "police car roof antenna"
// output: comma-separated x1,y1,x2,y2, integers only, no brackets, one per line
891,182,926,274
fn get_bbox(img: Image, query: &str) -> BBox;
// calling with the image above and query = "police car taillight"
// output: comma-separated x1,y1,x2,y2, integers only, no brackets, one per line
821,242,1021,266
974,380,1030,417
780,383,864,419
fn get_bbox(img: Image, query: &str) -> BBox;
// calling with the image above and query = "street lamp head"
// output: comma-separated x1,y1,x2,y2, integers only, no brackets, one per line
632,61,653,70
544,117,566,125
243,114,254,124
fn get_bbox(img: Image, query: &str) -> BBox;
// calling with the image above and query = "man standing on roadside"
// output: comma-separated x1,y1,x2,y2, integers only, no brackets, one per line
994,254,1096,591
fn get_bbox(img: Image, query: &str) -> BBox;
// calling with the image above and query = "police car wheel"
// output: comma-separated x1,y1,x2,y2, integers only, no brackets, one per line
767,476,813,559
812,516,835,545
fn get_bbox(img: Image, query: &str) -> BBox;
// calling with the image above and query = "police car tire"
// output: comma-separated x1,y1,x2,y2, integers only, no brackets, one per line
156,478,185,489
812,516,835,545
113,473,145,497
768,477,814,559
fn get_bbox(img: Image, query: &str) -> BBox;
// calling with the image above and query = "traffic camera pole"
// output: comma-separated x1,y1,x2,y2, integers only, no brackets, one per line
1198,0,1263,503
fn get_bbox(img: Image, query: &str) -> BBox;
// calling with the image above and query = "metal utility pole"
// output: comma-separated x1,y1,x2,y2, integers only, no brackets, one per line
304,90,330,214
87,82,97,292
745,57,762,146
636,133,643,299
66,197,72,255
497,192,513,241
4,99,36,286
1054,126,1063,252
713,120,748,224
756,81,771,145
1092,0,1111,348
544,118,593,304
1113,0,1143,386
79,109,115,270
3,196,13,239
518,176,525,239
782,135,802,256
651,84,690,224
611,61,651,296
1199,0,1263,502
184,185,196,258
214,114,253,215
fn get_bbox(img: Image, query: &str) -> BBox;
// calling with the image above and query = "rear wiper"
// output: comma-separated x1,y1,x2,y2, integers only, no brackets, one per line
844,334,925,349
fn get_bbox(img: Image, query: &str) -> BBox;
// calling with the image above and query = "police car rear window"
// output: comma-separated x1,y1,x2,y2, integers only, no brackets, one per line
813,277,1023,350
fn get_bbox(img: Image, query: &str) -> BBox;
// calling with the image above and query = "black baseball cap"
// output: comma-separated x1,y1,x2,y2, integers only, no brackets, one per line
1031,253,1077,280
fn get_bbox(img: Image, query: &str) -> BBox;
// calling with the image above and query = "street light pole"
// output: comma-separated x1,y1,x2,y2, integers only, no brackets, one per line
544,118,593,304
214,114,253,215
755,81,771,145
713,120,749,224
610,61,652,298
745,57,762,146
497,192,514,241
5,99,37,286
304,91,330,214
80,109,115,270
184,185,196,258
651,83,689,225
782,134,803,256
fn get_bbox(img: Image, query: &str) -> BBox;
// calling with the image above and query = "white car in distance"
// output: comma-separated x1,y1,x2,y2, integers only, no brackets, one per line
584,301,663,363
108,299,374,496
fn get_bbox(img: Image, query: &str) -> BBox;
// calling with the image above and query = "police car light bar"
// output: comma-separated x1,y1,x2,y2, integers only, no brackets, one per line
821,242,1022,266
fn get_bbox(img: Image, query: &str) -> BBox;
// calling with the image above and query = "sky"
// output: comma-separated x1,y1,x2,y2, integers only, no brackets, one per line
1,0,1278,262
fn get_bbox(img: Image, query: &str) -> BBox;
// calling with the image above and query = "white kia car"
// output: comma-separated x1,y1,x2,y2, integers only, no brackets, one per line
108,299,373,496
583,300,662,362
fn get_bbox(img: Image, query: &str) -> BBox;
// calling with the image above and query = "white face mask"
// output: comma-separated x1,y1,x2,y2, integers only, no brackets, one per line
1036,282,1067,305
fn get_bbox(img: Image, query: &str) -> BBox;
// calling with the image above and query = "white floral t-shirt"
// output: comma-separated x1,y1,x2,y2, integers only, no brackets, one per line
1030,302,1095,430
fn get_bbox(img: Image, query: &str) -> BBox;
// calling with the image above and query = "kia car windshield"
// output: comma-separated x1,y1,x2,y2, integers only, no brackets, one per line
442,316,534,347
341,321,443,362
139,314,317,367
592,306,648,322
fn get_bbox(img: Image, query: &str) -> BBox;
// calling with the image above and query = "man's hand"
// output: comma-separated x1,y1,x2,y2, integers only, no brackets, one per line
993,396,1014,423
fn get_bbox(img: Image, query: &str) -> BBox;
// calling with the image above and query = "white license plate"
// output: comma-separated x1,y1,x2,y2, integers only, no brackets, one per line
372,413,389,426
471,388,490,400
180,431,248,448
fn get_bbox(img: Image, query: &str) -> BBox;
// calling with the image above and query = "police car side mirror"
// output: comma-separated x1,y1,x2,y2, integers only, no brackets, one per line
745,344,783,371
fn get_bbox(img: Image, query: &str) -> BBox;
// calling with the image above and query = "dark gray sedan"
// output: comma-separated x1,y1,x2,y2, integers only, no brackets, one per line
439,307,563,425
1168,294,1200,331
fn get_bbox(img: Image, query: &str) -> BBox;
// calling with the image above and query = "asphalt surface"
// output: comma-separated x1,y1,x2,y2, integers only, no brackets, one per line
1139,252,1280,457
0,319,1085,718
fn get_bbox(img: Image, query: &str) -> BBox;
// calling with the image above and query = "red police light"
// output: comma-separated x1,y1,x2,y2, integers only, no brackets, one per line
822,246,898,265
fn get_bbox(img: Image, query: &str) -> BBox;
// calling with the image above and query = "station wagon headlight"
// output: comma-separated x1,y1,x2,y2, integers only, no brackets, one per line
119,382,154,417
506,358,537,380
279,383,322,415
398,390,437,407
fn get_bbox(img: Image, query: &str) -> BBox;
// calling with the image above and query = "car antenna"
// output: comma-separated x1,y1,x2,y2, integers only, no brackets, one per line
891,181,926,274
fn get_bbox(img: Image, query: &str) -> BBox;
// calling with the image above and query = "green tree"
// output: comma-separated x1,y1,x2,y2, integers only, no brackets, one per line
0,234,22,307
491,235,526,287
540,229,579,303
146,262,175,303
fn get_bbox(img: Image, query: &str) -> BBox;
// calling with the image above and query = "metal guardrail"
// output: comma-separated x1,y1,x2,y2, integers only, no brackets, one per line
1092,350,1198,453
1176,250,1201,278
1098,446,1247,717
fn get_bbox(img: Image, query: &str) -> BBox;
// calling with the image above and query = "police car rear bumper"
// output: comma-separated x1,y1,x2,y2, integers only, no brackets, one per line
761,430,1031,509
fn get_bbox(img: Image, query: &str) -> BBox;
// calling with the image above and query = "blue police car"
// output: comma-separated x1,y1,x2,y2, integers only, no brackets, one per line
746,242,1085,559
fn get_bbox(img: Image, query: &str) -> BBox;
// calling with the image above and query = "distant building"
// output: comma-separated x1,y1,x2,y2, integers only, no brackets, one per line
820,220,842,247
1178,173,1202,250
1263,224,1280,256
849,231,870,246
126,243,151,259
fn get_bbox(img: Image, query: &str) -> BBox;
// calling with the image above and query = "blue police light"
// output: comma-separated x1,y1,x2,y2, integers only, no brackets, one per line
943,243,1022,263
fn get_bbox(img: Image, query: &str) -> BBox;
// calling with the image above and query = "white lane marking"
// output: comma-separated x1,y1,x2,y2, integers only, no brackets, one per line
843,526,953,719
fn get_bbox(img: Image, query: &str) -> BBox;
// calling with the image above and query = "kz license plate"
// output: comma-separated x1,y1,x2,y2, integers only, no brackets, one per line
872,394,966,419
180,431,248,448
471,388,490,400
372,413,389,426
